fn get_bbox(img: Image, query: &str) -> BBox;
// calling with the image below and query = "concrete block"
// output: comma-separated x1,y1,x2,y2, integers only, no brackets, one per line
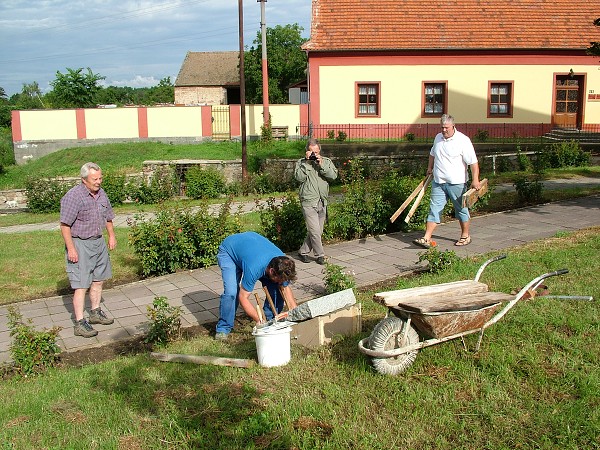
291,303,362,348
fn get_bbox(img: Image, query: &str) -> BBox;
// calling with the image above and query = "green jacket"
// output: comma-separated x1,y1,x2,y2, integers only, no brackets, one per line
294,156,338,207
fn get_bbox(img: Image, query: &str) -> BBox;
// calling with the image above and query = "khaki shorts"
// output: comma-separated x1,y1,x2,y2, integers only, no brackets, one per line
65,237,112,289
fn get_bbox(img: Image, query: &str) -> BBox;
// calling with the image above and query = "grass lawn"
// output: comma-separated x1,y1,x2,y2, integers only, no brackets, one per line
0,140,307,190
1,228,598,449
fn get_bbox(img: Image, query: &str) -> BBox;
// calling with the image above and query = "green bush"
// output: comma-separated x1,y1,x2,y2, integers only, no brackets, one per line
336,130,347,142
260,113,273,143
379,171,433,232
496,155,512,173
474,128,489,142
127,169,176,204
128,200,241,276
542,140,591,168
0,126,15,170
517,148,533,172
101,173,127,206
185,166,226,199
251,164,296,194
7,305,61,376
145,296,182,347
257,195,306,252
404,132,415,141
25,177,71,213
322,262,356,294
417,247,460,274
326,158,388,240
514,174,544,204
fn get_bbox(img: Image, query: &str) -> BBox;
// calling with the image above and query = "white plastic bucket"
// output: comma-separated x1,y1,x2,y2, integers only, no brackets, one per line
252,325,292,367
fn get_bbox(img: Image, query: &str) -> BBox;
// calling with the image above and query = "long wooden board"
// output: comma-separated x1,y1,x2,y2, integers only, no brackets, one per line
390,174,430,223
150,352,256,368
374,280,489,307
404,174,432,223
462,178,488,208
393,291,513,314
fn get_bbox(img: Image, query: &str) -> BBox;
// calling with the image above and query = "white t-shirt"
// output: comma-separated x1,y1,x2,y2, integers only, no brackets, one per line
430,129,477,184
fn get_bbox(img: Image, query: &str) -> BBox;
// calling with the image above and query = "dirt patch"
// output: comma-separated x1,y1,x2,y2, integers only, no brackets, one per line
56,324,213,369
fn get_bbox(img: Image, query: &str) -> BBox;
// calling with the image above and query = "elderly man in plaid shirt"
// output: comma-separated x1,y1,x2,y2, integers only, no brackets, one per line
60,162,117,337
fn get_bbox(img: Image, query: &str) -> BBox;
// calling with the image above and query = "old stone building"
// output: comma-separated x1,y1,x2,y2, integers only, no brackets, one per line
174,51,240,106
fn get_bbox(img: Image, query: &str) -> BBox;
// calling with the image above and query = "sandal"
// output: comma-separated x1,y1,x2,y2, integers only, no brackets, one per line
413,237,432,249
455,236,471,246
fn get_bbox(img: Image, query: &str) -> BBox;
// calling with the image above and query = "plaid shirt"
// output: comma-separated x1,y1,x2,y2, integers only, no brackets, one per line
60,183,115,239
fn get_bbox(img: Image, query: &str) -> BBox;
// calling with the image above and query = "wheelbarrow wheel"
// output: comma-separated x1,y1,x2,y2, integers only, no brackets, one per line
369,317,419,376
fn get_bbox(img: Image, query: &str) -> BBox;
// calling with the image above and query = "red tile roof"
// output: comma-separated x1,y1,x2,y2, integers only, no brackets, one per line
303,0,600,52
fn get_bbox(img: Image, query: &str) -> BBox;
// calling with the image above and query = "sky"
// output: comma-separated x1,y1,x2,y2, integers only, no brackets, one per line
0,0,312,97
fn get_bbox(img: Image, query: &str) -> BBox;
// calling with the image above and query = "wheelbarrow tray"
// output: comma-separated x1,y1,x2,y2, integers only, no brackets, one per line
375,282,514,339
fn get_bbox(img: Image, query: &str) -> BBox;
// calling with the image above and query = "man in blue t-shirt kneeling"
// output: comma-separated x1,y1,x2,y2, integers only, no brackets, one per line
215,232,298,340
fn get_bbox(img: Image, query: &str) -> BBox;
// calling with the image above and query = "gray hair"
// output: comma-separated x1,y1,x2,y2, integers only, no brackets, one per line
80,162,101,179
305,137,321,151
440,114,455,126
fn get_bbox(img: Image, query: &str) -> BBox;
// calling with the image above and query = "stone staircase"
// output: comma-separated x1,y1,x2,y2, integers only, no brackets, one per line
543,128,600,144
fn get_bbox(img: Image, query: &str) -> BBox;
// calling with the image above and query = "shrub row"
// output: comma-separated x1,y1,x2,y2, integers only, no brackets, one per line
128,199,241,276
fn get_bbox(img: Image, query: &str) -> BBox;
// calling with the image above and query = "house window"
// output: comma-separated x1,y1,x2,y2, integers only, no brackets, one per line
423,82,447,117
489,82,513,117
356,83,380,117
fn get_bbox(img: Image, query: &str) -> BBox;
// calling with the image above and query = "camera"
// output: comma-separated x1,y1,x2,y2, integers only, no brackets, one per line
308,152,317,161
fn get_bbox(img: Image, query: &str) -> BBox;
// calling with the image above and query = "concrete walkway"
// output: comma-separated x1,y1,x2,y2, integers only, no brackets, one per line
0,187,599,365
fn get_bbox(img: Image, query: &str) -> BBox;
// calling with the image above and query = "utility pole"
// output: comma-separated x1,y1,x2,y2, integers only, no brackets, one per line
238,0,247,181
258,0,269,128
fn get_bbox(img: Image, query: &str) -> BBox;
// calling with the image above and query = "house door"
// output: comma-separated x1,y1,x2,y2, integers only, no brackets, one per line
211,105,230,140
553,75,583,129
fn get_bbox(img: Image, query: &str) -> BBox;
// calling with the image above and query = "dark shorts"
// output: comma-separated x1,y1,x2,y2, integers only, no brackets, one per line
65,237,112,289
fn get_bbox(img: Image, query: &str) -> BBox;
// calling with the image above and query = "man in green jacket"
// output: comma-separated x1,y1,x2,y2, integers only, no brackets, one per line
294,138,338,264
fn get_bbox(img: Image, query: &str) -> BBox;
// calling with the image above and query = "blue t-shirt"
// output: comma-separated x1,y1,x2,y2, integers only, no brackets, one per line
220,232,285,292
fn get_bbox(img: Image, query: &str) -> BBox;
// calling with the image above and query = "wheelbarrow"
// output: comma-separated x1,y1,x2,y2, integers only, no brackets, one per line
358,255,573,376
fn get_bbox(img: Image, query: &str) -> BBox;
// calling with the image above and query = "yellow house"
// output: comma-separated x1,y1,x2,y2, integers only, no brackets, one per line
302,0,600,140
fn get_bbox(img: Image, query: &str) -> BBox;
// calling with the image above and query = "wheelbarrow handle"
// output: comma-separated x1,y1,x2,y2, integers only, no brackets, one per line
485,268,570,329
474,254,507,282
552,269,569,276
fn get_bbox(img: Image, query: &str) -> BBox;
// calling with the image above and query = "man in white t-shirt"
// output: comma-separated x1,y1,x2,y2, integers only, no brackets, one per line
414,114,481,248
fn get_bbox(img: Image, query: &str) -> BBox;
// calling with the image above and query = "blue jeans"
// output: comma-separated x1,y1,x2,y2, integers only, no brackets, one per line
215,248,284,334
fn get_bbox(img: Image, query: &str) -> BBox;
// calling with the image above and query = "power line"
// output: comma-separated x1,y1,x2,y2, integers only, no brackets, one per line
8,0,214,37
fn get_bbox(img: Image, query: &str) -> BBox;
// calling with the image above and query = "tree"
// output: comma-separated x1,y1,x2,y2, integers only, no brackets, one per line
588,18,600,56
146,77,174,104
14,82,46,109
244,24,308,104
0,87,7,103
48,67,105,108
95,85,148,106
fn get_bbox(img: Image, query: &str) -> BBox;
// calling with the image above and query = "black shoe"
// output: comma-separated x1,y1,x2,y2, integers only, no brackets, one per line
299,254,310,263
316,256,325,265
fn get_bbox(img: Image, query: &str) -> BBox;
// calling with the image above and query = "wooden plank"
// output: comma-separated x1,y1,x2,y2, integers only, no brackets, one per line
150,352,256,368
374,280,489,306
404,174,432,223
394,291,514,313
390,174,429,223
462,178,489,208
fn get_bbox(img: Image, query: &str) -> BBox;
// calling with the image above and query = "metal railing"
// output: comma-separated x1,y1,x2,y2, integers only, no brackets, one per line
300,123,600,144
